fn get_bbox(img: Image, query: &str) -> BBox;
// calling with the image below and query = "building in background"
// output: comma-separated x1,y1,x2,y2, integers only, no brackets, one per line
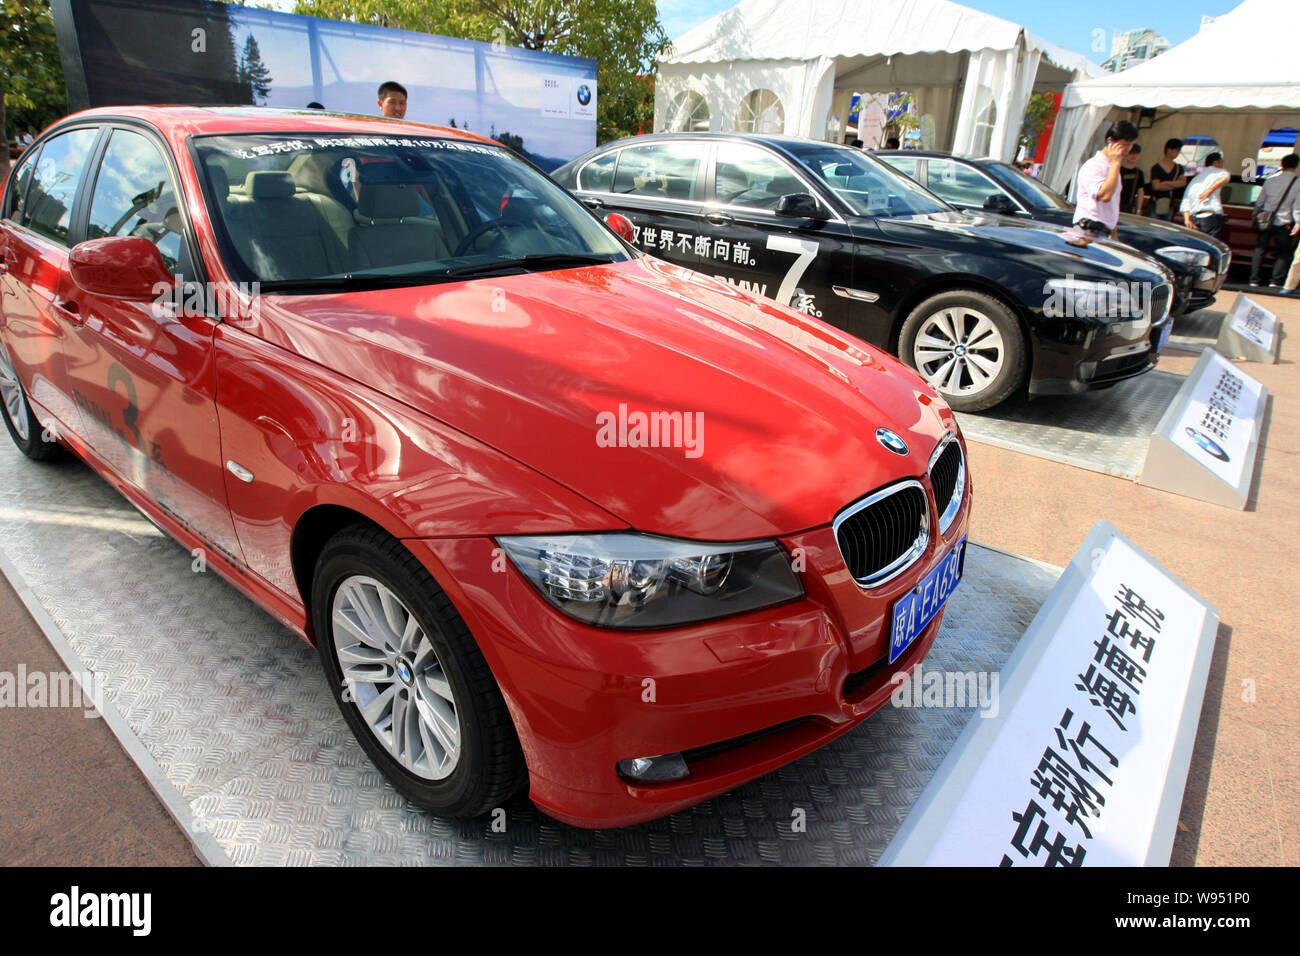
1101,28,1170,73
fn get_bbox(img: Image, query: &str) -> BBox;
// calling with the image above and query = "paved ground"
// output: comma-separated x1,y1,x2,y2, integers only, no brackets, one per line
0,292,1294,867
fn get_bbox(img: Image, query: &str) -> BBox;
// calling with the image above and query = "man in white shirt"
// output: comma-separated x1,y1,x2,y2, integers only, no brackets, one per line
1072,121,1139,239
1180,152,1230,237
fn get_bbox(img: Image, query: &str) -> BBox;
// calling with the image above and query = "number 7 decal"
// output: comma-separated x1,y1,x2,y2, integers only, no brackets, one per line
765,235,820,307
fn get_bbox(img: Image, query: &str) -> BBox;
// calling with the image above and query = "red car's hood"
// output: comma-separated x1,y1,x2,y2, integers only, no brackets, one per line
244,257,955,539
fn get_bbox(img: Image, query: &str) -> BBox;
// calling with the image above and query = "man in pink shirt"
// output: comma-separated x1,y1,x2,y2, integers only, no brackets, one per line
1072,121,1140,240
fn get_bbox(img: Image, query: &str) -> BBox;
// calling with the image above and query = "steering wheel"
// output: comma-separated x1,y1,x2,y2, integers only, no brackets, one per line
453,217,533,257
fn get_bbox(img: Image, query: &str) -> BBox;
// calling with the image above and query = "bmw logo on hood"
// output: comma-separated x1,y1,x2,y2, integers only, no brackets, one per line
1185,427,1229,462
875,428,909,456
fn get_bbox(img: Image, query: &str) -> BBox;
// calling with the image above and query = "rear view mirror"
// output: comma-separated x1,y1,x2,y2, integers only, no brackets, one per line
775,193,824,218
983,193,1017,213
605,212,636,243
69,237,174,300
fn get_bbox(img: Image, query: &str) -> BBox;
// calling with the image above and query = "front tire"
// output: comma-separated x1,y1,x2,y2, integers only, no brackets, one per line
898,290,1027,412
313,524,527,818
0,339,63,461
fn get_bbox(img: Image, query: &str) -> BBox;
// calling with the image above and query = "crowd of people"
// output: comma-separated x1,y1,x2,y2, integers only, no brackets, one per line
1073,124,1300,294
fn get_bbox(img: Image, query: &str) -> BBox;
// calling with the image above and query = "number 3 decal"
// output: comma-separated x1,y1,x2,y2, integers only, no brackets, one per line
765,235,819,307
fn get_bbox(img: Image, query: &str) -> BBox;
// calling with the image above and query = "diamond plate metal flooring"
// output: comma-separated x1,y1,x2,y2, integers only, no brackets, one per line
0,449,1059,866
1169,307,1226,350
955,369,1185,480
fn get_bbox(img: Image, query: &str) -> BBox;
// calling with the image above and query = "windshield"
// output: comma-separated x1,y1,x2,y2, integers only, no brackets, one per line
783,142,950,217
984,163,1072,211
194,133,629,289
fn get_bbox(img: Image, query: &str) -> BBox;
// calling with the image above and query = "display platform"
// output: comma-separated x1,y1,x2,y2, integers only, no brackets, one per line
0,449,1059,866
955,370,1186,480
1169,307,1228,350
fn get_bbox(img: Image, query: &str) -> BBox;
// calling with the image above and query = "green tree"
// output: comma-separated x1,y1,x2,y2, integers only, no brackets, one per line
238,34,274,105
294,0,669,142
1019,91,1057,153
1,0,68,179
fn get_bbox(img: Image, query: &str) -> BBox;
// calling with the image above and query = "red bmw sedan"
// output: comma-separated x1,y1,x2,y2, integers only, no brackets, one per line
0,108,970,828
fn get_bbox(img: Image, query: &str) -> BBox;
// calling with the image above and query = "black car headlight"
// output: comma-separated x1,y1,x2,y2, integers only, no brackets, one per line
497,533,804,629
1156,245,1212,269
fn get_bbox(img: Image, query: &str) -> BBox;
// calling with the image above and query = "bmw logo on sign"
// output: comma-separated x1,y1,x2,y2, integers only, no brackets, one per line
1185,427,1229,462
876,428,909,456
576,84,592,106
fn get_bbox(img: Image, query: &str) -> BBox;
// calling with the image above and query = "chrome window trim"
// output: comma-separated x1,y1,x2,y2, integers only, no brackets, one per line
832,478,930,590
927,432,966,536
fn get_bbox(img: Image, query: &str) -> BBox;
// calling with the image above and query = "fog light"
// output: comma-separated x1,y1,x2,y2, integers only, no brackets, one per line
617,753,690,782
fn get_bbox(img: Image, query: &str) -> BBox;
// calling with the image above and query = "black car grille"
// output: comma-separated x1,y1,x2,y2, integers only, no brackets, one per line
929,439,963,530
834,482,929,587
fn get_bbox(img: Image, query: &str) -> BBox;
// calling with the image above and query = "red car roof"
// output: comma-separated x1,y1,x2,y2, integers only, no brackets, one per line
51,105,497,146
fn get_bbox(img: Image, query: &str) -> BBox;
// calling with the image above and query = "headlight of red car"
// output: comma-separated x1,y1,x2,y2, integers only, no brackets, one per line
498,533,804,629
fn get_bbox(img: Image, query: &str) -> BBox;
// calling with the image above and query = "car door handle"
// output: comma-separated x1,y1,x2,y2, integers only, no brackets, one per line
705,212,733,225
52,298,85,327
581,196,604,209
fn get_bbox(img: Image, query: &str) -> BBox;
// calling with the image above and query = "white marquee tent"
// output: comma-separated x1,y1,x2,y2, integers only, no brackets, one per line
655,0,1096,161
1044,0,1300,192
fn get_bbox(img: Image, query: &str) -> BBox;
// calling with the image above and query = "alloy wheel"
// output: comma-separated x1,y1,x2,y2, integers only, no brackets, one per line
331,574,461,780
912,307,1005,398
0,341,31,442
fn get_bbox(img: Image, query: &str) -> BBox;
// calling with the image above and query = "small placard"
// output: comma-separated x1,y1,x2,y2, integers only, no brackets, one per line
1216,293,1282,364
1139,348,1268,508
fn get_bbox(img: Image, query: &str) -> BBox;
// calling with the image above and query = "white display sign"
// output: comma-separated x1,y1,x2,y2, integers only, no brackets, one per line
1167,350,1263,489
1228,296,1276,352
541,74,597,120
882,523,1218,866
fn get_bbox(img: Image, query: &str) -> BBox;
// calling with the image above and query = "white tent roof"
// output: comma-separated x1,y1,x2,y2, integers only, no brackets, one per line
662,0,1094,74
1063,0,1300,109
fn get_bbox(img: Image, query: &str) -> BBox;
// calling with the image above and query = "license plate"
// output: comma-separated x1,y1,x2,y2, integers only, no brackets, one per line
888,537,967,664
1155,322,1172,353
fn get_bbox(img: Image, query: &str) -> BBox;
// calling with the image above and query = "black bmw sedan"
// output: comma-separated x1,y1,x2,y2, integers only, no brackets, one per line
875,150,1230,315
553,133,1174,412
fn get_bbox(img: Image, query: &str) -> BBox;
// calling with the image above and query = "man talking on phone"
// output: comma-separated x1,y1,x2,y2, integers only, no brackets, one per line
1072,121,1139,241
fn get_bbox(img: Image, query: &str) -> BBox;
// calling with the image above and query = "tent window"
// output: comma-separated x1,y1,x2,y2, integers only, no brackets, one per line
736,89,784,134
667,91,710,132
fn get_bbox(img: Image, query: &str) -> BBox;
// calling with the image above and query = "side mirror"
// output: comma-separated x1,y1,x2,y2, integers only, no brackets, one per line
605,212,636,243
69,237,174,300
775,193,824,218
983,193,1017,213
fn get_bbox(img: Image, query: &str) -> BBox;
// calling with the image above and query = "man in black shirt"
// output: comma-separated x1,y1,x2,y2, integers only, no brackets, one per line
1149,138,1187,221
1119,143,1146,214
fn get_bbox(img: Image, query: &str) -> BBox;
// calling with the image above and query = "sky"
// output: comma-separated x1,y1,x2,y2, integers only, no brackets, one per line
254,0,1246,64
656,0,1245,60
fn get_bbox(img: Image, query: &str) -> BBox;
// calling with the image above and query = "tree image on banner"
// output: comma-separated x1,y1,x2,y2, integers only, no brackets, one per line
294,0,670,142
238,34,274,105
0,0,67,180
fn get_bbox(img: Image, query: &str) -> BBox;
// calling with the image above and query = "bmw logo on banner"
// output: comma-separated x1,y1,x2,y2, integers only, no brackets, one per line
572,78,596,119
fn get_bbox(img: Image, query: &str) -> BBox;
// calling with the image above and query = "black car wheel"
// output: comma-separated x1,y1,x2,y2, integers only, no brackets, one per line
313,523,527,817
899,290,1027,412
0,339,63,461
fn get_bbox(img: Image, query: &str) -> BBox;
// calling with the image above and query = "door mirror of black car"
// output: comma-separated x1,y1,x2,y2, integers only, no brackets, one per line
775,193,825,218
983,193,1017,213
